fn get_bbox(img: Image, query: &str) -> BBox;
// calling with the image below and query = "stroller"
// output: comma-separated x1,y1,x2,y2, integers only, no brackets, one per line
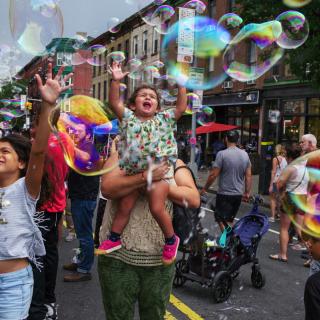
173,195,269,303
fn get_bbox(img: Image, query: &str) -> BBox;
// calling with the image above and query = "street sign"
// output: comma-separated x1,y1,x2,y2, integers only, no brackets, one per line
177,7,195,64
20,94,26,110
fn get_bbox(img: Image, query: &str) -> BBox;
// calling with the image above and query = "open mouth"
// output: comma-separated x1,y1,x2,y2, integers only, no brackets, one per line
143,101,152,110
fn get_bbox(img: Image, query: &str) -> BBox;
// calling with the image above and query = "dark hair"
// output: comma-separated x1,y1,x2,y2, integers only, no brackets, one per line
286,145,301,160
0,133,53,208
128,84,161,109
0,134,31,177
225,130,239,143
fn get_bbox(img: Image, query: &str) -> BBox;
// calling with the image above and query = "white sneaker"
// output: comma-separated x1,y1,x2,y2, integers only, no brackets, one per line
65,232,76,242
268,217,275,223
45,303,58,320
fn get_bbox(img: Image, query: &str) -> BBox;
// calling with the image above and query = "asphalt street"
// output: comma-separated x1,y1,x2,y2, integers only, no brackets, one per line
56,196,309,320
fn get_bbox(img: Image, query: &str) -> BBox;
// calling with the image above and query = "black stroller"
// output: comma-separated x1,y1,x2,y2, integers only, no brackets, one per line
173,195,269,303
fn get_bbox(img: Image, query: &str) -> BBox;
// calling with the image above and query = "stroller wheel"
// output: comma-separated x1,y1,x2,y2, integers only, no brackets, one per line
212,271,232,303
173,260,189,288
251,268,266,289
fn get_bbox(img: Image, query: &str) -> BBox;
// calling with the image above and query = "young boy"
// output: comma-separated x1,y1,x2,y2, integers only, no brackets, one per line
302,225,320,320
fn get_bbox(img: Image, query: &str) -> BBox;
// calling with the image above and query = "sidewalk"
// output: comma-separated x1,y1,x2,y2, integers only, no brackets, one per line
196,169,271,208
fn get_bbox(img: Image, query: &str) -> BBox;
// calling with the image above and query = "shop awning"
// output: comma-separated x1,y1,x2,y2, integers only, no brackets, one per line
187,122,239,135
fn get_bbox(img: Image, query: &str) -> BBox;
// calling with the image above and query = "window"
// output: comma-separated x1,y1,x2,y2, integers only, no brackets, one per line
152,28,159,54
125,39,130,58
133,36,139,56
56,52,72,66
117,43,122,52
209,0,216,18
93,65,96,78
209,57,215,72
308,98,320,114
283,100,305,114
98,55,102,75
142,31,148,56
98,83,101,100
64,76,72,87
248,42,257,64
103,80,107,101
272,65,280,76
92,84,96,98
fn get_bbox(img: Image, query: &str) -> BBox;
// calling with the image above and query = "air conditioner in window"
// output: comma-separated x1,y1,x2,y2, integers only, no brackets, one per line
222,81,233,89
246,79,256,85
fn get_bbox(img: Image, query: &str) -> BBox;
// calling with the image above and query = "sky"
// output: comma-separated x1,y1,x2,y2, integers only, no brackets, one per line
0,0,153,68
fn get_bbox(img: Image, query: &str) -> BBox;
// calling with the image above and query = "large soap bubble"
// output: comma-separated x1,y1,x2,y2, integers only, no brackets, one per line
283,0,312,8
9,0,63,56
223,21,284,82
282,150,320,238
276,11,309,49
217,13,243,44
182,0,206,14
162,16,230,90
49,95,117,176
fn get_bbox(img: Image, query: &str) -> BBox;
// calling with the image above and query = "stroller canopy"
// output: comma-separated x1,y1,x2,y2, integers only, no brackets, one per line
233,212,269,247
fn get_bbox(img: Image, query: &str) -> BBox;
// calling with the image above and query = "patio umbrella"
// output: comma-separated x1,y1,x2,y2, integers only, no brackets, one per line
187,122,239,135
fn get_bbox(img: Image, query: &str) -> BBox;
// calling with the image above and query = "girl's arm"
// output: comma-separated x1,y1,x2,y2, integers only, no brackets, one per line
108,62,129,121
25,64,73,199
168,159,200,208
174,86,187,120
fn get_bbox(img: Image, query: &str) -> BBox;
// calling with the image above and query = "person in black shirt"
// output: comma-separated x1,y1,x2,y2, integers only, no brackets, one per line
303,226,320,320
63,123,100,282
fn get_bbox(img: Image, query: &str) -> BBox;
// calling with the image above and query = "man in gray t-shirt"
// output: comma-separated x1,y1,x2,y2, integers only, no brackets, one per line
201,131,252,229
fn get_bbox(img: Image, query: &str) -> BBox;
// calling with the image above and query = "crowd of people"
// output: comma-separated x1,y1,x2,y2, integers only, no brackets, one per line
0,61,319,320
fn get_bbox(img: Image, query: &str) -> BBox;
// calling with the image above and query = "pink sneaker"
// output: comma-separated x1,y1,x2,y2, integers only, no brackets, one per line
162,235,180,265
96,239,122,255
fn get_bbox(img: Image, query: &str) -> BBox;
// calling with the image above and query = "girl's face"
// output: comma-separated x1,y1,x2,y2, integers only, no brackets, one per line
0,141,26,176
131,88,159,119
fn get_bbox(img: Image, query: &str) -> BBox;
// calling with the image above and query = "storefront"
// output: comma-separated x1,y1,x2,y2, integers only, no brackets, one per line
262,83,320,145
203,90,261,148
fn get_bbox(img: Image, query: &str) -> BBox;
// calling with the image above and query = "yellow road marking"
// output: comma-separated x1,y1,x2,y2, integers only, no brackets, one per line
164,311,177,320
170,294,205,320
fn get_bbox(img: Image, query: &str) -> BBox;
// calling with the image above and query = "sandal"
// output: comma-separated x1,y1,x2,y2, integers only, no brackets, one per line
269,254,288,262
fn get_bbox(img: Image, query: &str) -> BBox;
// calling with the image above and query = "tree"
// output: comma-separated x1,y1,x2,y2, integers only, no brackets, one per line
236,0,320,88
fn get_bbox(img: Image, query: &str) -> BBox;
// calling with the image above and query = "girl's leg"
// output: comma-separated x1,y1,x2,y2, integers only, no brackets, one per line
269,192,276,219
111,190,139,234
97,191,139,253
279,212,292,260
148,181,174,238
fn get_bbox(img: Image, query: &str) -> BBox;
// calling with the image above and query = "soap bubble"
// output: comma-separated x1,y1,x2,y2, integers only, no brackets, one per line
276,11,309,49
146,5,176,35
223,21,284,82
142,66,161,84
154,0,167,4
186,93,201,114
217,13,243,43
108,17,121,33
183,0,206,14
126,58,142,80
49,95,117,176
86,45,107,66
9,0,64,56
162,16,230,90
282,150,320,238
107,51,126,67
283,0,312,8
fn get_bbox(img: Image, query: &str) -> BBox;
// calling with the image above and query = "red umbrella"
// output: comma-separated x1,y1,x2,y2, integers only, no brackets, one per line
187,122,239,135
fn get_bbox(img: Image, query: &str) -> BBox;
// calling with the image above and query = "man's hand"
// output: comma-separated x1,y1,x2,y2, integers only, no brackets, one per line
200,188,207,196
108,61,129,82
35,63,73,105
243,192,250,202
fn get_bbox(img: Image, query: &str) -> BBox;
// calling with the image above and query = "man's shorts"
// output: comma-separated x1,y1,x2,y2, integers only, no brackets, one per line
214,194,242,223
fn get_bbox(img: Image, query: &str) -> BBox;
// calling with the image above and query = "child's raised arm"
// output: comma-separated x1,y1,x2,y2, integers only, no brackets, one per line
25,64,73,199
108,62,129,121
174,86,187,120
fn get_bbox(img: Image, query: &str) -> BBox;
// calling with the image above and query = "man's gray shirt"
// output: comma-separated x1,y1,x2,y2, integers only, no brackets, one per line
214,146,251,195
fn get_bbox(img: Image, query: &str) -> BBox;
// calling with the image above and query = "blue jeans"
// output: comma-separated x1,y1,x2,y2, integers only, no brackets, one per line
0,265,33,320
71,199,97,273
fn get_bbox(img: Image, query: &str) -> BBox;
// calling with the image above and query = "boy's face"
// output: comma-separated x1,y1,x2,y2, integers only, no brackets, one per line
306,238,320,260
